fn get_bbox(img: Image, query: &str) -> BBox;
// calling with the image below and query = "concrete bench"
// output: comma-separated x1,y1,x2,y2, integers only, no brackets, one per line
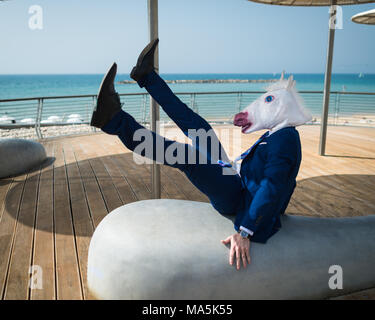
87,199,375,299
0,138,47,179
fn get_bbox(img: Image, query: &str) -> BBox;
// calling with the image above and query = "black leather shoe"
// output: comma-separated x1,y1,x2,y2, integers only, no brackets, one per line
130,38,159,82
91,62,122,128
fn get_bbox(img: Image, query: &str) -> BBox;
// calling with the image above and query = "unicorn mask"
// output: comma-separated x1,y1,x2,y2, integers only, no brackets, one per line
234,75,312,134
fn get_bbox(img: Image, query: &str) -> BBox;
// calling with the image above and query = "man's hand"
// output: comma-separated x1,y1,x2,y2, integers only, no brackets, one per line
221,233,251,270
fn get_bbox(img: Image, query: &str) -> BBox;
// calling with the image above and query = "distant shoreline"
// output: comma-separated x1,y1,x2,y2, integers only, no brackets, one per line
118,79,278,85
1,73,374,101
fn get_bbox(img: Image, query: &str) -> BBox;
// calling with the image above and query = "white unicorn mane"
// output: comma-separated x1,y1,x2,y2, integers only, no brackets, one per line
265,79,291,92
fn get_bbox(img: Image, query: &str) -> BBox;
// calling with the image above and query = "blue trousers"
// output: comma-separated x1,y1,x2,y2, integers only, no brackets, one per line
102,71,244,215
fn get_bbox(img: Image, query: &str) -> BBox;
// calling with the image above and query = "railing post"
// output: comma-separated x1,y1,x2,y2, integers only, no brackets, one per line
336,92,341,123
87,96,93,125
92,95,97,132
237,92,242,112
142,94,147,124
190,93,196,113
333,92,340,125
35,98,43,139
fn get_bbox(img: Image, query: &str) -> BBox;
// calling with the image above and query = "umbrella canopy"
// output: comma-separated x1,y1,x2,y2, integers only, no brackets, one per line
248,0,374,6
352,8,375,25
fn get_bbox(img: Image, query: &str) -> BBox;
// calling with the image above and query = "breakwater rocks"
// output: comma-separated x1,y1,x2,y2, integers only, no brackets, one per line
118,79,278,84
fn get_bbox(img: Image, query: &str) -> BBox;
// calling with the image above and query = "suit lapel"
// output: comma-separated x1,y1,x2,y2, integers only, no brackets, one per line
243,131,269,160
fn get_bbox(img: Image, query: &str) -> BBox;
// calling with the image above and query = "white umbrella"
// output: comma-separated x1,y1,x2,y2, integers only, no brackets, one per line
66,117,83,124
247,0,375,155
0,114,15,124
20,118,36,124
68,113,82,118
352,8,375,25
41,115,62,124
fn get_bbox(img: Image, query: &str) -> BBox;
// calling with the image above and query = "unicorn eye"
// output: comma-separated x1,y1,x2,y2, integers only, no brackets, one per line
265,95,275,103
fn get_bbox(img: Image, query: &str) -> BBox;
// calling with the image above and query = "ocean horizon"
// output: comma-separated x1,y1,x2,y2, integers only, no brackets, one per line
1,73,374,100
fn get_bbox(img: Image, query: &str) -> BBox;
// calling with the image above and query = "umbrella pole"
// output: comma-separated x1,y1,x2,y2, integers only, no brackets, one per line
319,3,337,156
148,0,161,198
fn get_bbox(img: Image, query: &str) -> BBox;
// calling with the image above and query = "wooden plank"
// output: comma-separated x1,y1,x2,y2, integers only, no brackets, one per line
107,138,166,199
30,142,56,300
63,141,95,300
331,287,375,300
73,142,109,229
111,151,152,201
161,165,209,202
91,134,158,202
295,149,375,217
93,142,138,205
107,132,192,201
89,135,152,201
0,175,26,299
94,134,187,201
53,141,83,300
111,136,208,202
286,197,311,216
77,143,123,213
0,178,13,218
326,129,375,157
3,166,40,300
157,166,189,200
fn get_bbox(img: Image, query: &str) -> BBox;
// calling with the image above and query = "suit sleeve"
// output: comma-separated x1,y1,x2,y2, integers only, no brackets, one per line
239,133,298,234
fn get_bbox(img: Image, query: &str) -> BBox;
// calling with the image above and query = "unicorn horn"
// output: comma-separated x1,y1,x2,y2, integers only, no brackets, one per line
287,75,294,89
280,70,285,80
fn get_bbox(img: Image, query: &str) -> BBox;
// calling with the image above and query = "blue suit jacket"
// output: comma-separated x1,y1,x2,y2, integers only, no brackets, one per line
234,126,302,243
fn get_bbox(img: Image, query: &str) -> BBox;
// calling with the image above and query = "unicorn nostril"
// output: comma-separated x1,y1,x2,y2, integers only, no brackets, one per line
233,112,249,126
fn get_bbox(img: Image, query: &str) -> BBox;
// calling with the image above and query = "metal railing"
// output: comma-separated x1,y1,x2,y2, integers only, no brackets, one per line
1,90,374,139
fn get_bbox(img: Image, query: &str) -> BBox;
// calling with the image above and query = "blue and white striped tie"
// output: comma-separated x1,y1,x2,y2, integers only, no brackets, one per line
217,132,268,172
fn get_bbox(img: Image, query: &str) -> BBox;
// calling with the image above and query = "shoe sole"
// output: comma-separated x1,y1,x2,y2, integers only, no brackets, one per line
91,62,117,127
137,38,159,66
130,39,159,80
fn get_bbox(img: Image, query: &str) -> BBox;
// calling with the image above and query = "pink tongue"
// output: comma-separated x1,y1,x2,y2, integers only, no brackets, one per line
233,112,249,127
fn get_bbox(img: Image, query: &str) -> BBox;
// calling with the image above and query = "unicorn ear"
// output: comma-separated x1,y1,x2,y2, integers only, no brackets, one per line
287,75,294,89
280,70,285,80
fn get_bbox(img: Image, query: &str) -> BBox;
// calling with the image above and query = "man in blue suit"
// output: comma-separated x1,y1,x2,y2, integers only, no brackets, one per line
91,39,312,270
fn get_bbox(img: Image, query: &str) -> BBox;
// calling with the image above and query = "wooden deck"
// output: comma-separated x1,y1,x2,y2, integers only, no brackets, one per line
0,124,374,300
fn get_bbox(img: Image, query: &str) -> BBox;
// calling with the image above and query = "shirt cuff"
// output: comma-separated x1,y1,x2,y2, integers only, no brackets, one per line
240,226,254,236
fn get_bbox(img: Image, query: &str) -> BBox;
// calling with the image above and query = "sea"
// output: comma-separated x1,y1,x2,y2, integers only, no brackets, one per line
0,73,374,122
0,73,374,100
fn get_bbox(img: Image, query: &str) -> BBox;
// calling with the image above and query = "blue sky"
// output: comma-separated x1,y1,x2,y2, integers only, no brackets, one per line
0,0,374,74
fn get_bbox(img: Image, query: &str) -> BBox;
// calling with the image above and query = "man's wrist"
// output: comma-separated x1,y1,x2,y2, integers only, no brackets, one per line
239,229,250,240
239,226,254,238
